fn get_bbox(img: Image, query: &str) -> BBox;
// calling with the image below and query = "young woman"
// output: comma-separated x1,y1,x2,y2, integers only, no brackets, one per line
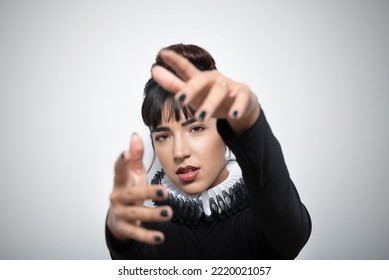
106,44,311,259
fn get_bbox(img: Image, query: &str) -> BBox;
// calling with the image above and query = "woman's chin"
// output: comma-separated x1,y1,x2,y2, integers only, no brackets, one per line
175,182,208,195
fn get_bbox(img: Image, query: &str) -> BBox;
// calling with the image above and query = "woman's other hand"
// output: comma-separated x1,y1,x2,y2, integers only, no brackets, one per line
107,133,172,244
151,50,261,134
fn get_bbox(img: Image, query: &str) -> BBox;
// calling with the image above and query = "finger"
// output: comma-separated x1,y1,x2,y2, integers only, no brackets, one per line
114,205,173,222
159,50,200,81
173,71,213,107
194,78,232,121
151,65,185,93
116,220,165,244
114,152,129,186
111,185,169,205
227,83,254,119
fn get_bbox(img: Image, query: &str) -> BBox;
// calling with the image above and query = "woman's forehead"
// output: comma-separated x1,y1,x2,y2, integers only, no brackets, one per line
160,108,186,125
158,101,193,125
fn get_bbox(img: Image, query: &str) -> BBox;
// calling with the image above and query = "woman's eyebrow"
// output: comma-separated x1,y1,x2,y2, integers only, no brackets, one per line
151,126,170,133
181,118,196,127
151,118,196,133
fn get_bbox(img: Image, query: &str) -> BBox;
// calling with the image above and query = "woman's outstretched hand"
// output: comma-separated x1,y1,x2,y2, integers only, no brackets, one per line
151,49,261,134
107,133,172,244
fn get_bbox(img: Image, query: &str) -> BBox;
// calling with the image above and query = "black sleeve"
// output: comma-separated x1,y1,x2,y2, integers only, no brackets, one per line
217,107,312,259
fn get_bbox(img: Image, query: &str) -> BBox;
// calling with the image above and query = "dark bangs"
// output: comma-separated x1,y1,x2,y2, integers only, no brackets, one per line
141,78,195,130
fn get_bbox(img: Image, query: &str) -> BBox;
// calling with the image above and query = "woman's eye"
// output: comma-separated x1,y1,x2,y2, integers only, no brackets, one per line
189,125,205,134
155,134,170,142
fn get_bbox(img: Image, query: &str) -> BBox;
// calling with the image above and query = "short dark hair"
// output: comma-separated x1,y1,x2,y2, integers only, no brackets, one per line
141,44,217,130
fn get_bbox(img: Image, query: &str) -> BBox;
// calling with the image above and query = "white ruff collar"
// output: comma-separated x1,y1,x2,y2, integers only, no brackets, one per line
152,160,248,224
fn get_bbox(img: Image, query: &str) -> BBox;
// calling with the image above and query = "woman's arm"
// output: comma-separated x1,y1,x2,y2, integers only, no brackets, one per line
217,107,312,259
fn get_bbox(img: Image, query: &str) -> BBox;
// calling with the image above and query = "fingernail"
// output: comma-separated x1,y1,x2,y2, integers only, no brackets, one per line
156,189,164,198
160,210,168,217
177,94,186,103
120,152,125,159
154,235,162,242
231,110,239,119
197,111,206,122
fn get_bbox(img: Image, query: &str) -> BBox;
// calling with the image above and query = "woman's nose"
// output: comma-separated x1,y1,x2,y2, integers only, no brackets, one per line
173,135,190,161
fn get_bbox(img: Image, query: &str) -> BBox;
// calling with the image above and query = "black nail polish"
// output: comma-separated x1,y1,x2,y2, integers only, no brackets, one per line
160,210,168,217
156,189,164,198
231,110,239,119
154,236,162,242
120,152,125,159
178,94,186,103
198,111,206,121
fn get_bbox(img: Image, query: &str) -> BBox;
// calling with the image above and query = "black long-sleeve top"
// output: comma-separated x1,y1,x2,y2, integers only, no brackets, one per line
106,110,312,259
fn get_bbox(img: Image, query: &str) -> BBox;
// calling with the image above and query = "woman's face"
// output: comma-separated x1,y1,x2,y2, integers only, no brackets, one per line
151,108,228,195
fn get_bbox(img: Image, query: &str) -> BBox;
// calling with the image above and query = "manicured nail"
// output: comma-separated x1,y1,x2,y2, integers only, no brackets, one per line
154,235,162,242
177,94,186,103
160,210,168,217
197,111,206,122
231,110,239,119
156,189,164,198
120,152,125,159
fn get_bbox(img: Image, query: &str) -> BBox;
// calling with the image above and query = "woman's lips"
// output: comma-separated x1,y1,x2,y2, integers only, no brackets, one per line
176,166,200,182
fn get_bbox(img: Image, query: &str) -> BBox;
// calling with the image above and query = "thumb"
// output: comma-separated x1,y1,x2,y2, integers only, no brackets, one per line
113,133,145,187
128,133,145,171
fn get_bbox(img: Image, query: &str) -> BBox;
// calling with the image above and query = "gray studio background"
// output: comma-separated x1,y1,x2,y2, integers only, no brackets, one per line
0,0,388,259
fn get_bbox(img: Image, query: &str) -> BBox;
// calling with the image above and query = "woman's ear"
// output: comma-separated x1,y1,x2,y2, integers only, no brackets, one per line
225,146,234,162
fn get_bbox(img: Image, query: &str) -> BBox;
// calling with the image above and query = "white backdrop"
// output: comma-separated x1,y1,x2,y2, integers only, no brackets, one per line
0,0,388,259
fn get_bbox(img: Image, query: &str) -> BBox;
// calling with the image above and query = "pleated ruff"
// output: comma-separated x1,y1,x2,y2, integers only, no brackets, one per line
152,160,248,225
